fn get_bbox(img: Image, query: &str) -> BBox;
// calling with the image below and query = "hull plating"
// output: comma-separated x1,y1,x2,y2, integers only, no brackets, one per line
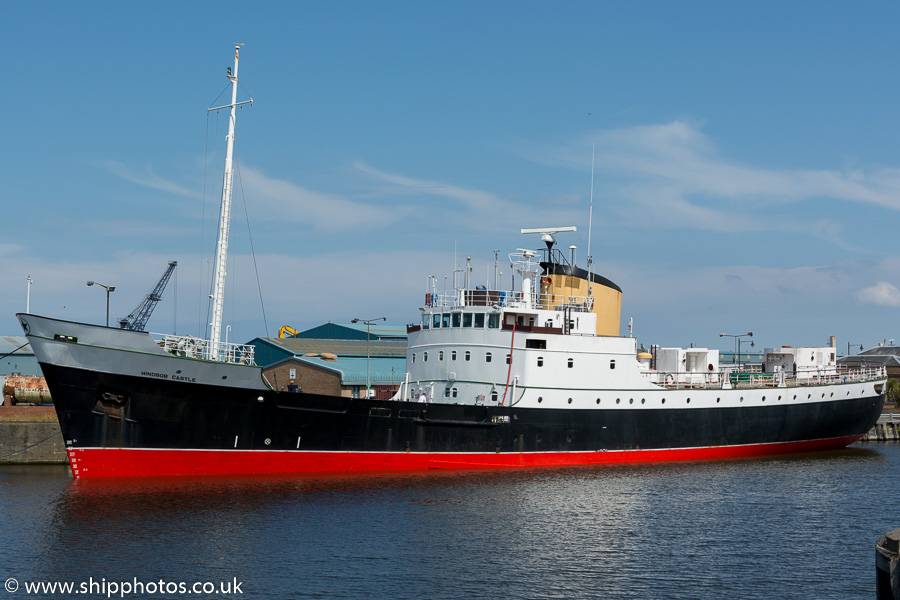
42,362,884,479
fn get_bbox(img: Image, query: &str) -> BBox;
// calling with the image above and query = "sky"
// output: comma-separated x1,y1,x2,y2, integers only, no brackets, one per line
3,1,900,353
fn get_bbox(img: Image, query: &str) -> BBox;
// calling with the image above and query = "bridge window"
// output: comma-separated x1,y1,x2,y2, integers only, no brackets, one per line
432,314,441,329
474,313,485,328
463,313,473,327
442,313,451,328
488,314,500,328
452,313,461,327
526,339,546,349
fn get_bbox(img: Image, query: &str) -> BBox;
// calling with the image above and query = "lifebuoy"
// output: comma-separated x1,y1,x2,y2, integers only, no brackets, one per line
665,374,675,385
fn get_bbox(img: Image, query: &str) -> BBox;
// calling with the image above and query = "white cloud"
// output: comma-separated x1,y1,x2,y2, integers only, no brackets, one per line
856,281,900,307
239,166,401,231
92,160,202,199
506,121,900,236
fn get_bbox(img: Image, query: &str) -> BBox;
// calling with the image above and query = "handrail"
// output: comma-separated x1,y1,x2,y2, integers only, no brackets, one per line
647,365,886,390
153,333,256,365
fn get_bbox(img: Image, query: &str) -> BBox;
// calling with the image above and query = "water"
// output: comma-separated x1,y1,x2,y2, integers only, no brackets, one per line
2,445,898,599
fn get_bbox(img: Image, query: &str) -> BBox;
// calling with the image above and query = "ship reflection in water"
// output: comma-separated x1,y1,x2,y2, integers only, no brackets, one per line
1,445,894,599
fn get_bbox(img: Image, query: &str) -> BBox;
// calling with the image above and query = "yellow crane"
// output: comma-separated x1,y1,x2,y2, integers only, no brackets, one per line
278,326,299,338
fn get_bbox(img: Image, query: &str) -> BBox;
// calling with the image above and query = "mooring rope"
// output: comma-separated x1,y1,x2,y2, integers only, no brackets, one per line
0,429,61,460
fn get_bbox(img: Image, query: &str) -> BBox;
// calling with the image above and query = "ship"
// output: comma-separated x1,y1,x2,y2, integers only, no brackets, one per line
17,47,886,479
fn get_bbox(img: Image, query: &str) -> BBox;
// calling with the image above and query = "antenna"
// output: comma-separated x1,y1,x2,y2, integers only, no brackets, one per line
587,143,594,294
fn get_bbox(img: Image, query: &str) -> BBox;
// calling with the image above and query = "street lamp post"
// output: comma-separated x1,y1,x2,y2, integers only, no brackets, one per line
720,331,753,366
86,281,116,326
26,275,33,313
351,317,386,398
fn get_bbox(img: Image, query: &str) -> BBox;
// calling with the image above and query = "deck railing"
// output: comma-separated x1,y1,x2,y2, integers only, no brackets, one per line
154,334,256,365
648,365,886,390
424,289,594,312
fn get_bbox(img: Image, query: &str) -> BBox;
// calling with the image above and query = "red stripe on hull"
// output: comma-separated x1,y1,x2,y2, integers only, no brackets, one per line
66,435,864,479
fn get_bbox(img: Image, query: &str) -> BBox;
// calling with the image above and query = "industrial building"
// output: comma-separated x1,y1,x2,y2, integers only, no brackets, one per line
248,323,407,400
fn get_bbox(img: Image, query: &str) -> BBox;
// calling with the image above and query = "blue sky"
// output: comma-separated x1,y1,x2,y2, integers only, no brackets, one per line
3,1,900,353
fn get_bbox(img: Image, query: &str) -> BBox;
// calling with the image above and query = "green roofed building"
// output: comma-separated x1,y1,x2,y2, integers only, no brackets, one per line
248,323,408,399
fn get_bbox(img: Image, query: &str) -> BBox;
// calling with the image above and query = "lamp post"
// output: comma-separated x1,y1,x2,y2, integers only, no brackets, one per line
720,331,753,366
848,342,863,356
26,275,33,313
351,317,386,398
86,281,116,326
738,337,755,368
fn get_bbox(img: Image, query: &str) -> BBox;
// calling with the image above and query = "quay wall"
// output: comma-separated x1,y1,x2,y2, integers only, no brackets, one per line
861,414,900,442
0,406,66,464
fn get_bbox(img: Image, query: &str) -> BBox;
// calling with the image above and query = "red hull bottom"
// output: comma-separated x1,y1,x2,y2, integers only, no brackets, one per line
66,435,865,479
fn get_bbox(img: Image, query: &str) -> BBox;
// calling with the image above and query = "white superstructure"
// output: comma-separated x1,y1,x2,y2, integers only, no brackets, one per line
397,228,885,410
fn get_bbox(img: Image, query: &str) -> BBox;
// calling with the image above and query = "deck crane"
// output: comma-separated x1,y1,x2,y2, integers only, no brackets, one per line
118,261,178,331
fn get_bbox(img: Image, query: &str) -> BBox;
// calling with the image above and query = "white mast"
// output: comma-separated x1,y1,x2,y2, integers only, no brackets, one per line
208,44,251,360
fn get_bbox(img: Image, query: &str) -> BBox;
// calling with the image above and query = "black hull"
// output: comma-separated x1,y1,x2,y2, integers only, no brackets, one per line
42,361,884,478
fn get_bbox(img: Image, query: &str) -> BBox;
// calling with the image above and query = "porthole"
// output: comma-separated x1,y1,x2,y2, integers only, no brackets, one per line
485,352,491,363
740,397,744,402
221,375,227,380
536,434,543,442
610,359,616,370
686,398,691,404
762,396,766,402
793,395,797,400
506,354,511,365
568,398,573,404
596,398,601,404
538,396,543,403
439,351,444,360
847,391,850,396
641,398,645,404
465,351,471,361
537,356,544,367
821,393,825,398
451,351,457,361
424,352,428,362
566,435,572,443
661,398,666,404
778,396,781,401
808,394,811,399
716,397,720,403
452,388,458,398
567,358,574,369
491,391,498,403
616,398,621,404
412,354,416,363
629,398,633,404
830,392,834,397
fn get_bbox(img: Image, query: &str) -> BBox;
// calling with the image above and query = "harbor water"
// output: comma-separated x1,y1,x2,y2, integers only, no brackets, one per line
3,444,900,599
